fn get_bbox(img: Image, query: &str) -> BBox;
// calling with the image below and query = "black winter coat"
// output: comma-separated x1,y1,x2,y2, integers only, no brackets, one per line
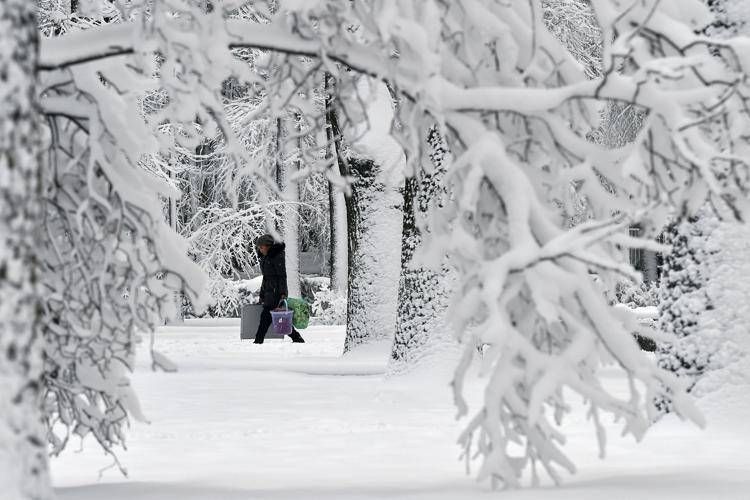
258,243,288,308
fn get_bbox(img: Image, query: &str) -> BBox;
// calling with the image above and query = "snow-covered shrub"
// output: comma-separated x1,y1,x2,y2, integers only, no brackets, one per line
657,210,750,403
688,220,750,395
311,283,347,326
705,0,750,37
202,278,261,318
656,214,719,406
616,279,658,308
301,276,330,303
614,279,659,351
654,0,750,402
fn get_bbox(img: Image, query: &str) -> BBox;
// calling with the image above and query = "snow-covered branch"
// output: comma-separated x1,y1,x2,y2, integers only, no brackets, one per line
25,0,750,490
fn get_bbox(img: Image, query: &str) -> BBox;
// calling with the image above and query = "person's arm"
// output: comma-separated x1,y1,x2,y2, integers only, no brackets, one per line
258,277,266,304
277,245,289,300
257,252,266,304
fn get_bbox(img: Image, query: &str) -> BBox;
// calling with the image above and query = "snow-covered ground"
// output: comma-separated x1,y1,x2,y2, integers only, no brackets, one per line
52,321,750,499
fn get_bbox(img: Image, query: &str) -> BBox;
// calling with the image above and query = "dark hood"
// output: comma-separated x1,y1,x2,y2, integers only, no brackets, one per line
267,242,286,258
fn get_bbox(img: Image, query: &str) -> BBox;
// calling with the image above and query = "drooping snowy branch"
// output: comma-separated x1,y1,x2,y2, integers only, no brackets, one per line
37,2,209,468
28,0,750,490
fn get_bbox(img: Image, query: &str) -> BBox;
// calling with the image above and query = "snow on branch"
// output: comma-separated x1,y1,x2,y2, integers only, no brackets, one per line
264,0,743,488
34,0,750,488
38,5,209,467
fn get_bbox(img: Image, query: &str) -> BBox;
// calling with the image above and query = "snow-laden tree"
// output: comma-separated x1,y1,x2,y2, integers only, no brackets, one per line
199,0,742,485
299,172,333,271
324,76,349,294
8,0,750,493
389,128,458,374
34,0,209,478
184,198,281,316
170,110,295,316
327,77,405,353
0,3,51,497
296,1,741,487
655,0,750,407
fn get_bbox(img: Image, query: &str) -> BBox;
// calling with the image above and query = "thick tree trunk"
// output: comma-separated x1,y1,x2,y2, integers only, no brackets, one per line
326,77,403,353
0,3,51,498
388,131,457,374
341,158,403,353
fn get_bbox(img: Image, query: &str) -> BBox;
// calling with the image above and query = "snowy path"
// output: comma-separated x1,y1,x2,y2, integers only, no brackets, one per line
52,321,750,499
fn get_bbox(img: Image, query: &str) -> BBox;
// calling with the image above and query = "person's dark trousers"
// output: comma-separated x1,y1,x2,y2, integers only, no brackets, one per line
253,306,273,344
289,329,305,343
254,306,306,344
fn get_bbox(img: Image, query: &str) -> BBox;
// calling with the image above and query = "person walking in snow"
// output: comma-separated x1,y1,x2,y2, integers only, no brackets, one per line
254,234,305,344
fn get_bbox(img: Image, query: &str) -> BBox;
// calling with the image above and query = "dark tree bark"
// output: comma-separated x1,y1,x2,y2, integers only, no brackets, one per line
0,2,51,497
389,130,457,373
340,157,381,353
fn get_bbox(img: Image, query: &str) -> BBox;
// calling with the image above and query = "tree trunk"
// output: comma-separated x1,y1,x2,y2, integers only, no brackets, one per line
275,117,301,297
324,74,349,294
328,180,348,293
326,77,403,353
0,3,51,498
388,130,457,374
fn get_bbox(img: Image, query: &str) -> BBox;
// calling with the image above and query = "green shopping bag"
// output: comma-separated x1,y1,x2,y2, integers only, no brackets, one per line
285,297,310,330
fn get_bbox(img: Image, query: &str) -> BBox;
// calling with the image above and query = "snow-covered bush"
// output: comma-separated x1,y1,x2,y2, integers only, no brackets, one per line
656,210,750,404
685,219,750,396
311,283,347,326
657,214,719,404
301,276,330,303
616,279,658,308
202,278,262,318
650,0,750,414
706,0,750,36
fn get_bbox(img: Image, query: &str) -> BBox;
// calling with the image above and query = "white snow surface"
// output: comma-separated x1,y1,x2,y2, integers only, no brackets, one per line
51,321,750,500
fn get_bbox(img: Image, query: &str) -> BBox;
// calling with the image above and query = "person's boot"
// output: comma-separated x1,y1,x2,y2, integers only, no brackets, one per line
253,335,264,344
289,331,305,343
